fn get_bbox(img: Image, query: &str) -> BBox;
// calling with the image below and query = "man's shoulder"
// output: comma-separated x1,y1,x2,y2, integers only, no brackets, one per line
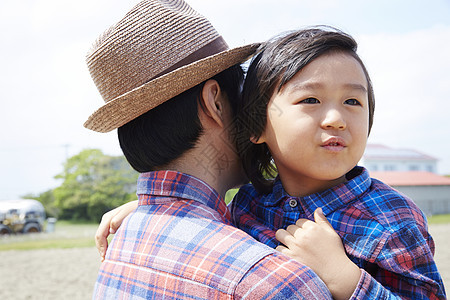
101,215,332,299
236,252,332,299
200,214,331,298
165,213,330,298
114,202,278,291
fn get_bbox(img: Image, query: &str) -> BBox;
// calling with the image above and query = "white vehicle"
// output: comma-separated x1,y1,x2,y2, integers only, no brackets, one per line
0,199,46,234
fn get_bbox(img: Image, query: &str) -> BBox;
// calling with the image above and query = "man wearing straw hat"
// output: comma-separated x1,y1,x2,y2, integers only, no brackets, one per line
86,0,332,298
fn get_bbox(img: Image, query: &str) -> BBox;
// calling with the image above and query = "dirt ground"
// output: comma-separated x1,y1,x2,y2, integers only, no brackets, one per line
429,224,450,292
0,224,448,299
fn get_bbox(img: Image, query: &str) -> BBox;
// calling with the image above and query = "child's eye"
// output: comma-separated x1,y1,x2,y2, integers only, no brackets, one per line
299,97,320,104
344,99,361,106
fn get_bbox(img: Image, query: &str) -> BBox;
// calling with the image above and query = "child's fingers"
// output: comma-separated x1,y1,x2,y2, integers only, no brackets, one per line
95,209,117,260
286,223,308,239
275,244,288,253
313,207,334,230
275,228,296,247
295,218,312,228
95,200,139,261
109,200,138,233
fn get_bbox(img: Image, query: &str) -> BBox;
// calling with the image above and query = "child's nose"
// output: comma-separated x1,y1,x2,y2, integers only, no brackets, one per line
321,109,346,130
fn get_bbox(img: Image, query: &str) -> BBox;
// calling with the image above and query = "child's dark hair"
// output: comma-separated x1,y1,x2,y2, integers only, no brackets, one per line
236,26,375,194
118,64,244,172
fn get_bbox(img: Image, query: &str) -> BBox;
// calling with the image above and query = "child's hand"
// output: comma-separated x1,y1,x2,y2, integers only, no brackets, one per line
275,208,360,300
95,200,139,261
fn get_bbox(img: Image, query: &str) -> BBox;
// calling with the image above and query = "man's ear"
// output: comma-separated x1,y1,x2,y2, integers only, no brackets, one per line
200,79,225,128
250,135,265,144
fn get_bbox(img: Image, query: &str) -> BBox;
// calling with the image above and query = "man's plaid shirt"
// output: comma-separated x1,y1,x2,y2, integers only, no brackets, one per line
93,170,332,299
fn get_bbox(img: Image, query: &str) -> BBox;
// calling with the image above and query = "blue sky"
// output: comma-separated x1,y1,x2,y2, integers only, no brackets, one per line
1,0,449,199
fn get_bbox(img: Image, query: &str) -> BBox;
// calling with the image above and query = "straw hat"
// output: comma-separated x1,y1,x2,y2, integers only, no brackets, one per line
84,0,259,132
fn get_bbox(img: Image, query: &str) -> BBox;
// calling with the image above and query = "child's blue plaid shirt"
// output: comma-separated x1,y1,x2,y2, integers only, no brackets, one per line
231,166,446,299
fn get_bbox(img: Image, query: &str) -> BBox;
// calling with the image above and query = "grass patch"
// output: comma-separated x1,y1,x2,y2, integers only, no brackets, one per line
0,221,98,251
0,237,95,251
427,214,450,224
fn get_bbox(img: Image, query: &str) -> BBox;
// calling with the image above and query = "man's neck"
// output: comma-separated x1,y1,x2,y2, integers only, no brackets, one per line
156,140,243,198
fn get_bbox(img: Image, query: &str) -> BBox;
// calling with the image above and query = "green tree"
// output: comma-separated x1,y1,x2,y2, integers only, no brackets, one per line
52,149,138,222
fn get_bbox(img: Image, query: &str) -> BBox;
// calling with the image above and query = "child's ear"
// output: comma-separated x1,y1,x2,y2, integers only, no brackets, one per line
200,79,225,128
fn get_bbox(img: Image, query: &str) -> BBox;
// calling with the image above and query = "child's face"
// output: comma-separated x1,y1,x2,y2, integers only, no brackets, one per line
256,51,369,197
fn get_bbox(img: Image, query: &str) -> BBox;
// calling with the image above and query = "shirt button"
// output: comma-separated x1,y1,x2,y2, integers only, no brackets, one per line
288,199,298,208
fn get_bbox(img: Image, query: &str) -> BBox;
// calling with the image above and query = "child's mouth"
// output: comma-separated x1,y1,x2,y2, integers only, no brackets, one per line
321,137,346,151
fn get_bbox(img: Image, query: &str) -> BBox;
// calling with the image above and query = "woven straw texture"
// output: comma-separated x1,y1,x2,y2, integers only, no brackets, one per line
84,0,259,132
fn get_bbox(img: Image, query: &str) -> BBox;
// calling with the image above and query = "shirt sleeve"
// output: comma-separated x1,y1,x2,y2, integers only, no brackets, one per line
234,253,332,299
350,224,446,299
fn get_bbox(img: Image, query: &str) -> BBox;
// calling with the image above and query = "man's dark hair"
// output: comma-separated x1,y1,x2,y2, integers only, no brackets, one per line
118,64,244,172
236,27,375,194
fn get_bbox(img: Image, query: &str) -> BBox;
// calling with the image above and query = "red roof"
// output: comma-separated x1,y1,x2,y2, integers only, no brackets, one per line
371,171,450,186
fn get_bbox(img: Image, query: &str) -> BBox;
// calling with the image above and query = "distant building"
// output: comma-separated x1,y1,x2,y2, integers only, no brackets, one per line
361,144,438,173
361,144,449,215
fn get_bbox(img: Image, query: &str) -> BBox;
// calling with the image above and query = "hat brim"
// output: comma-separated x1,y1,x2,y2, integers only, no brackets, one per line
84,43,260,133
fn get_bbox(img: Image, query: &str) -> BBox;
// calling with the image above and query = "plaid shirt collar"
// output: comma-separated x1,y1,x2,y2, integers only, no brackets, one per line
266,166,372,217
137,170,231,223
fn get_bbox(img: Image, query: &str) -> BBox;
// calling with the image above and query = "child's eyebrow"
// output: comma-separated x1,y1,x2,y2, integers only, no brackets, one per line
281,82,321,94
345,83,368,93
283,82,367,94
